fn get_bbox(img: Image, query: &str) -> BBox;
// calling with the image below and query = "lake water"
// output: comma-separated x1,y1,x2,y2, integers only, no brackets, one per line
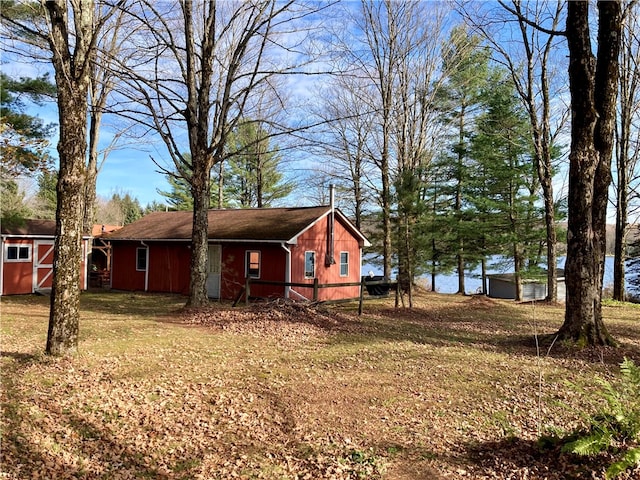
362,256,638,296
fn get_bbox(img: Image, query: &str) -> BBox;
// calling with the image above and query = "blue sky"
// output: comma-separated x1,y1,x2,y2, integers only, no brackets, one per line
5,59,173,206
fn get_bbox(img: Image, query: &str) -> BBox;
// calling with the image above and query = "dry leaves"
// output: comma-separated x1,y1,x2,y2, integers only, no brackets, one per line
1,293,639,479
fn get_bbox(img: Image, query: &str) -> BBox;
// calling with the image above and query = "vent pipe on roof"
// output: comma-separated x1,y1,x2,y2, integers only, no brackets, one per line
325,184,336,266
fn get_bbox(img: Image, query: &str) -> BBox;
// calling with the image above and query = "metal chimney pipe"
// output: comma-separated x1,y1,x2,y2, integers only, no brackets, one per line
326,184,336,265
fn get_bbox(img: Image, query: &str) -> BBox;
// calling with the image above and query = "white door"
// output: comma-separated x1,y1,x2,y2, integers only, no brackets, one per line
206,245,221,298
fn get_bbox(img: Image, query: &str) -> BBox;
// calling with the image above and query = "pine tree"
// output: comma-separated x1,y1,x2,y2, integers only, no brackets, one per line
158,174,194,211
225,120,294,208
35,170,57,219
470,70,545,299
433,27,492,294
0,73,56,178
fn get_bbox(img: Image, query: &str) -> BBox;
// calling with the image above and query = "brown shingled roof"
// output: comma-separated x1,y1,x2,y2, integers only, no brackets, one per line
105,206,346,243
1,219,57,236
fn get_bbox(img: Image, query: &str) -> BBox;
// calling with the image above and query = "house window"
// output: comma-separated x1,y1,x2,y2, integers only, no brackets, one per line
5,245,31,262
304,251,315,278
340,252,349,277
136,247,147,271
246,250,261,278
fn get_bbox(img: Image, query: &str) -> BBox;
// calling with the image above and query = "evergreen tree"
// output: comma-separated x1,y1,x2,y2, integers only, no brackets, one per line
158,154,227,210
144,200,167,214
470,71,545,299
116,193,143,225
433,27,492,293
158,174,194,211
0,179,32,227
225,120,294,208
97,193,143,226
35,170,57,219
0,73,56,178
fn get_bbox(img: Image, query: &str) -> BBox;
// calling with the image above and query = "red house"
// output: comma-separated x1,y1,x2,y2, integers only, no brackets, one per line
1,219,90,295
106,205,370,301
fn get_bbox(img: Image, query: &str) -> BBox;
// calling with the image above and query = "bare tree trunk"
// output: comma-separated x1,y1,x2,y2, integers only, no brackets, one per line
558,0,621,346
613,6,639,301
514,244,523,302
614,174,628,301
456,107,466,295
44,0,101,356
215,162,224,209
47,86,88,355
187,168,211,307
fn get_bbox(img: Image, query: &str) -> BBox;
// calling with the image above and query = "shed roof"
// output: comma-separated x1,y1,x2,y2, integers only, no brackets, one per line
105,206,370,246
487,269,565,283
1,219,104,239
1,219,57,237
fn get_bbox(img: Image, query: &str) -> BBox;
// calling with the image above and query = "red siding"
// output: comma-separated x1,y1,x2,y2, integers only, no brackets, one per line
109,216,364,302
290,216,361,301
111,241,191,294
111,241,148,292
2,238,88,295
221,244,286,300
147,243,191,294
2,239,33,295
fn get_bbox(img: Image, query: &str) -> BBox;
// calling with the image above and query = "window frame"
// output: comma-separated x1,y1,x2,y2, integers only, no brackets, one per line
304,251,315,279
136,247,148,271
245,250,261,279
4,244,31,263
339,251,349,277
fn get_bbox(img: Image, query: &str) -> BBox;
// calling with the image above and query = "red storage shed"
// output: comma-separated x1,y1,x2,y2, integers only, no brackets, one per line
1,219,90,295
106,205,370,301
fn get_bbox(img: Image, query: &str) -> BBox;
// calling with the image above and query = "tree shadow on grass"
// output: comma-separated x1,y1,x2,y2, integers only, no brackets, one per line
0,351,41,364
73,291,640,366
0,349,169,479
79,290,187,319
464,436,640,480
343,298,640,367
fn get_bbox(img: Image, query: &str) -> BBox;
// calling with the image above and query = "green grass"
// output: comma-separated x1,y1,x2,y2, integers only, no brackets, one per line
1,291,639,479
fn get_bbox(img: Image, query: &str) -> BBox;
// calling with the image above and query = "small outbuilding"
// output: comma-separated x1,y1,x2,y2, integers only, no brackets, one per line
487,270,565,302
106,205,370,302
1,219,91,295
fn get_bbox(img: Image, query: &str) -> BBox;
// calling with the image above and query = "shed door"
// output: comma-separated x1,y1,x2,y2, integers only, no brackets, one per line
34,240,55,291
206,245,221,298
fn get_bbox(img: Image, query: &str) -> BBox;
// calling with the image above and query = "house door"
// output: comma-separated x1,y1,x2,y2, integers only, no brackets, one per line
206,245,221,298
33,240,55,292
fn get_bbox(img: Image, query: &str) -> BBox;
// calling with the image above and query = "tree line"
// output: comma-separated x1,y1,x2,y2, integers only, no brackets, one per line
0,0,638,354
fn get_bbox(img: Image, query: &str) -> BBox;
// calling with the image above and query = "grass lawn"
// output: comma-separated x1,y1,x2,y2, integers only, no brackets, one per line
1,291,639,479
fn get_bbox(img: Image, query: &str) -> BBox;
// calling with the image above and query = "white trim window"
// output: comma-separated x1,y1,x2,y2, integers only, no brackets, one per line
339,251,349,277
136,247,147,271
245,250,261,278
5,244,31,262
304,251,315,278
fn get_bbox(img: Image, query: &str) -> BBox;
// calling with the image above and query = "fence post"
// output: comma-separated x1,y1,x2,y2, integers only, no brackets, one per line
395,280,400,308
358,277,365,315
313,278,319,301
245,277,251,306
